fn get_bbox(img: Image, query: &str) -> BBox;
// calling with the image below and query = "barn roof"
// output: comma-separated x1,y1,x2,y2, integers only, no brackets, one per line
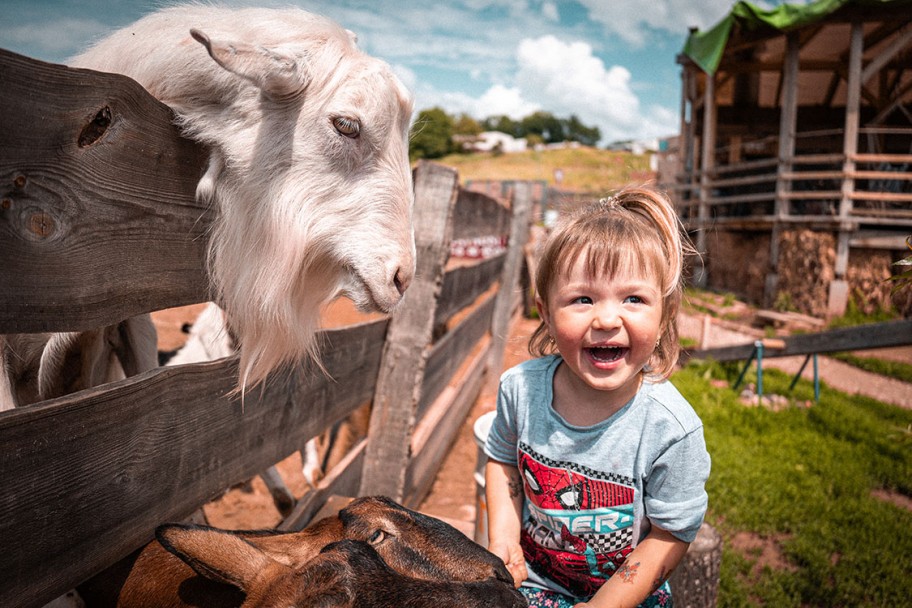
680,0,912,113
683,0,912,75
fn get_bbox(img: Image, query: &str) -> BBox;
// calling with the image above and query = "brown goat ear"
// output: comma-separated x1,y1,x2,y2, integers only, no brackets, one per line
156,524,279,591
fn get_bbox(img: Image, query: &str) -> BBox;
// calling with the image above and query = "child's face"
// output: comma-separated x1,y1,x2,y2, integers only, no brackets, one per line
538,252,663,409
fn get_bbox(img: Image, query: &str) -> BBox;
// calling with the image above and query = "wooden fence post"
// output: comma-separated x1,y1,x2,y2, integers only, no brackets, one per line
669,522,723,608
359,162,459,500
486,181,533,390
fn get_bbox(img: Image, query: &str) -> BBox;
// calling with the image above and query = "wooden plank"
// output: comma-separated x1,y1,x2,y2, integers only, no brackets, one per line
682,319,912,363
451,188,511,240
278,441,366,532
853,153,912,164
710,172,778,189
420,294,496,418
711,156,778,175
486,183,533,389
434,255,504,328
0,319,386,608
359,162,458,500
404,339,490,508
0,50,210,333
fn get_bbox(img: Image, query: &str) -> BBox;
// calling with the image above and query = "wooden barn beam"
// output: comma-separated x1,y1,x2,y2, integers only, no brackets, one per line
831,21,864,318
861,22,912,84
768,32,800,307
695,72,716,287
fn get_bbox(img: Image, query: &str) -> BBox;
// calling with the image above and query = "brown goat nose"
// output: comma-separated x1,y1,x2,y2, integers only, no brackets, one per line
394,268,411,296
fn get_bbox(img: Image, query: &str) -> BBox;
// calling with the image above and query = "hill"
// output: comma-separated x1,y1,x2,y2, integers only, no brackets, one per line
434,146,656,194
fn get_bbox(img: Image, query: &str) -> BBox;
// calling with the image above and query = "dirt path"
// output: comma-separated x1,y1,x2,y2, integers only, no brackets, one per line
678,313,912,410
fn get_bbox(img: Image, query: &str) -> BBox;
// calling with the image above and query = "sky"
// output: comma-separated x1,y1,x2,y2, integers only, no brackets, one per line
0,0,787,145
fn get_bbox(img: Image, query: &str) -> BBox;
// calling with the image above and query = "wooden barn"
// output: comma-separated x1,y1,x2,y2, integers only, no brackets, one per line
663,0,912,319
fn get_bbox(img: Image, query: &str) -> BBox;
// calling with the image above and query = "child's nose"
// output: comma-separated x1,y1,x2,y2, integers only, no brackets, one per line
591,304,622,330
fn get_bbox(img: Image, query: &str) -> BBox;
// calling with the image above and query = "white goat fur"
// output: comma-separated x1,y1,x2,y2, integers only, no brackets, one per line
0,316,158,411
70,5,416,388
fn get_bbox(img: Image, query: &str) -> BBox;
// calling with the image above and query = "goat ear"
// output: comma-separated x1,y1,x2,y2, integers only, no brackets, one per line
110,315,158,377
190,28,309,98
38,332,85,399
156,524,283,591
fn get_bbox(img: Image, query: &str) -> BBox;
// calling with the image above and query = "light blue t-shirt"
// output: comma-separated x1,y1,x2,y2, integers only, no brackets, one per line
484,354,710,599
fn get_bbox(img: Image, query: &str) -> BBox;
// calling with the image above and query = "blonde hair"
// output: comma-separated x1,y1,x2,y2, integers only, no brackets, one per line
529,187,695,380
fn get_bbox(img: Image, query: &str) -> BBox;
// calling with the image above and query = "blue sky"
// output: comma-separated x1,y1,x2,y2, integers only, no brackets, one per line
0,1,785,144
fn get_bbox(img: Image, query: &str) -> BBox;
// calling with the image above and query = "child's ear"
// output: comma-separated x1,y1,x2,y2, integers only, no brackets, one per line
535,296,550,329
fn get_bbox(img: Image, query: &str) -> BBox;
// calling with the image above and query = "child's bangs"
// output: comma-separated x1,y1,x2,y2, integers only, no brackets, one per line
569,218,666,288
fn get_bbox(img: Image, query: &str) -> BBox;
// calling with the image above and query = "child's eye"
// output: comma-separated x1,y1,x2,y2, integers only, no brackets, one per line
624,295,644,304
573,296,593,305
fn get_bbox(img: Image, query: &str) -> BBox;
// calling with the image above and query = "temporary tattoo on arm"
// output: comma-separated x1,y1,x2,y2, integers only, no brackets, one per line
507,473,523,499
651,567,670,591
618,561,641,583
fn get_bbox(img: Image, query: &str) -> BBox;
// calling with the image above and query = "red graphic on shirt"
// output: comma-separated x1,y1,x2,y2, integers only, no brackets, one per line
518,450,635,598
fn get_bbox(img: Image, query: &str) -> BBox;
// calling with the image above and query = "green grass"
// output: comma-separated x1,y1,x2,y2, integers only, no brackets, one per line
672,361,912,607
828,352,912,383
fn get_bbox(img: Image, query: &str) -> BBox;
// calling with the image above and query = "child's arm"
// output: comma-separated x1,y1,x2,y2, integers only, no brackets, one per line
485,459,527,587
575,525,689,608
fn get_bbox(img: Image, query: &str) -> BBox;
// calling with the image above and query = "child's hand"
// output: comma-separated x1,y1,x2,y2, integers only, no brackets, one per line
488,539,527,587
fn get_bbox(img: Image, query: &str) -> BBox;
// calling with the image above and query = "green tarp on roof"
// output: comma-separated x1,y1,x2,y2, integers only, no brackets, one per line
682,0,910,75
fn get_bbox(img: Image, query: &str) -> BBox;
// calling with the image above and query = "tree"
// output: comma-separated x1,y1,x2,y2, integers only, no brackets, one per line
409,107,454,160
481,115,519,137
520,111,565,143
565,114,601,147
453,113,482,136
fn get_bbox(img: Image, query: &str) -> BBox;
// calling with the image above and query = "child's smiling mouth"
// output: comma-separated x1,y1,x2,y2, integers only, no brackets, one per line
586,345,627,363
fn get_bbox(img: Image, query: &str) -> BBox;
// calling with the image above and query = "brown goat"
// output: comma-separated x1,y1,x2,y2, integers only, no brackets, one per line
112,496,525,608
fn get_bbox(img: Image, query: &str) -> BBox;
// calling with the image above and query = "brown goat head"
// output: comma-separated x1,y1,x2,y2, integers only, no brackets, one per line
112,496,522,607
158,534,526,608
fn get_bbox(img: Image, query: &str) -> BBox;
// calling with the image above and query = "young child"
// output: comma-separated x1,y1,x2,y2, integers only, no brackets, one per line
484,188,710,608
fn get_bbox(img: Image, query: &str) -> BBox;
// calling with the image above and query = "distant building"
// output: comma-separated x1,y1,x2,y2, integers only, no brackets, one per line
457,131,528,153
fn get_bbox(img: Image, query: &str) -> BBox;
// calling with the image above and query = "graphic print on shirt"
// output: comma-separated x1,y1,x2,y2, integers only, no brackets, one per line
518,442,636,598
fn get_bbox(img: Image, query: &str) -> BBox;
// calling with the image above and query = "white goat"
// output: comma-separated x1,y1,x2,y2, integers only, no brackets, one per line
0,316,158,411
70,5,417,389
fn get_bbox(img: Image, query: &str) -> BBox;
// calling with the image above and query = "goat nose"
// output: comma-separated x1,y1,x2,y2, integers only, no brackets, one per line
394,267,412,296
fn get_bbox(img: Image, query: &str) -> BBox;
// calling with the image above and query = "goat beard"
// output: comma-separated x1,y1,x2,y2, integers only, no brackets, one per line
208,200,342,392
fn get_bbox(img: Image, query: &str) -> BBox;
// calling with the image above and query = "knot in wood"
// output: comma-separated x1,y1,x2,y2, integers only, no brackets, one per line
28,211,56,239
79,106,113,147
13,174,27,189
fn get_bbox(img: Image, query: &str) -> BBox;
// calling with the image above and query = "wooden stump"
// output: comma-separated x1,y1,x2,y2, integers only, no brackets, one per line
669,523,722,608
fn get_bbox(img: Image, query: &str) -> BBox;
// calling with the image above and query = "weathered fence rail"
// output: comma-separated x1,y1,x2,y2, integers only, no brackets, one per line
0,49,531,608
682,318,912,363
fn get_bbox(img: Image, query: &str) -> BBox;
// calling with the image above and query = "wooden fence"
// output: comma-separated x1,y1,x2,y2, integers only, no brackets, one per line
0,49,532,608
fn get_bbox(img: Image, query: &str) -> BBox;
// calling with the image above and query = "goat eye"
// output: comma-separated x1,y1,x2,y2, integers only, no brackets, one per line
368,530,387,545
332,116,360,138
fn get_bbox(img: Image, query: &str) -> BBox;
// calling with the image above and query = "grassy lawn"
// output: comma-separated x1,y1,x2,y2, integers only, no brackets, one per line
437,147,653,193
672,361,912,607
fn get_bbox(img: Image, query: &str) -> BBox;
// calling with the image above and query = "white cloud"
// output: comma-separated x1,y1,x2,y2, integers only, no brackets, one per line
475,84,541,119
418,33,679,144
512,35,662,143
578,0,736,46
541,1,559,22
